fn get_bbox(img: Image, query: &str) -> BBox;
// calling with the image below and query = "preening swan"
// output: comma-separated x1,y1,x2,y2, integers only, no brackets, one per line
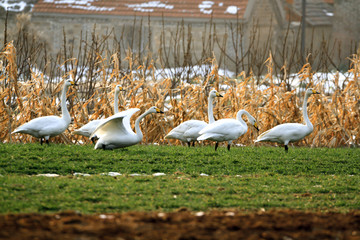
72,85,124,140
255,88,320,152
12,79,77,145
165,89,223,146
91,106,164,150
197,109,259,151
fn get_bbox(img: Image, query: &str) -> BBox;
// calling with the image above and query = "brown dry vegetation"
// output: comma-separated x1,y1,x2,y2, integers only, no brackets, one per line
1,41,359,148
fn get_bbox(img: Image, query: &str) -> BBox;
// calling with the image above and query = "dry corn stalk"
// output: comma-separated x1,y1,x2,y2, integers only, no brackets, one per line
1,43,359,147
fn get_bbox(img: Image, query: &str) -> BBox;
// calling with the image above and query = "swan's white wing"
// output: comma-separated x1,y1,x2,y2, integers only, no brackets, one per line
255,123,311,144
90,108,140,139
72,119,103,137
165,120,207,142
13,116,66,138
183,121,207,140
121,108,140,133
198,119,246,142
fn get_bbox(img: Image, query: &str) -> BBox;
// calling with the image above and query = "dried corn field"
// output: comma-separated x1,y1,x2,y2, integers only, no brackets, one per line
1,42,359,148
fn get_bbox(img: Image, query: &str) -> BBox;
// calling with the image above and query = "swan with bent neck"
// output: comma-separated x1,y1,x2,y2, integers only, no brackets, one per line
255,88,320,152
165,89,223,146
91,106,164,150
197,109,259,151
12,79,77,145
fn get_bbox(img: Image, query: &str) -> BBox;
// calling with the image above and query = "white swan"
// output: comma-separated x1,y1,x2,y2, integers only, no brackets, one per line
72,85,124,139
12,79,77,145
197,109,259,151
255,88,320,152
91,106,164,150
165,89,223,146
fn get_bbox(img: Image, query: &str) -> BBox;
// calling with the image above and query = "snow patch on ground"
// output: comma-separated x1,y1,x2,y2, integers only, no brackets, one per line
101,172,122,176
36,173,60,177
152,172,166,176
73,172,91,177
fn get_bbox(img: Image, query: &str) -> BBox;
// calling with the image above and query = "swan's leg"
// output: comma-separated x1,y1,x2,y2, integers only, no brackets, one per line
187,142,191,147
40,138,43,145
227,141,232,151
215,142,219,151
44,136,50,145
192,141,195,147
284,145,288,152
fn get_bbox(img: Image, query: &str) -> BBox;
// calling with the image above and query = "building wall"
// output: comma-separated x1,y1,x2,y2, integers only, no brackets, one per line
332,0,360,63
1,0,343,74
28,14,256,72
0,13,21,45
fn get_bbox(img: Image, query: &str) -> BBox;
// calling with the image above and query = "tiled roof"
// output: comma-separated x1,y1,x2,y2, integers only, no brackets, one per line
32,0,250,20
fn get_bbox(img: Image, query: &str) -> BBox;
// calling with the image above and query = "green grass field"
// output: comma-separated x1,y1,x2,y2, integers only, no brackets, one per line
0,144,359,213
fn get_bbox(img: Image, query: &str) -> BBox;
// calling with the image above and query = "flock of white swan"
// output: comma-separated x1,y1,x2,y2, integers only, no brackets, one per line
11,79,320,152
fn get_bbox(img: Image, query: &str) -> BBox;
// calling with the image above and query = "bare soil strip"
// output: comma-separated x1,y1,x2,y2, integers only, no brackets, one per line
1,210,359,240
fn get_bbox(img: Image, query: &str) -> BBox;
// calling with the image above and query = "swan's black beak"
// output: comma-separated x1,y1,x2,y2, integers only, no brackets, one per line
70,81,78,86
156,108,164,114
217,93,223,98
254,122,259,131
312,90,320,94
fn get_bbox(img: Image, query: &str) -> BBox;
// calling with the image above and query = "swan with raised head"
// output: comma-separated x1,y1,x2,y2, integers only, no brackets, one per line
165,89,223,146
72,85,124,139
91,106,164,150
12,79,77,145
255,88,320,152
197,109,259,151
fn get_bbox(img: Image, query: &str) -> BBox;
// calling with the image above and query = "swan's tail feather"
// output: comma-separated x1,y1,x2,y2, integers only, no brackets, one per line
164,134,173,139
72,130,81,135
255,129,271,142
11,127,24,134
72,129,91,137
197,134,212,141
11,129,19,134
165,132,183,140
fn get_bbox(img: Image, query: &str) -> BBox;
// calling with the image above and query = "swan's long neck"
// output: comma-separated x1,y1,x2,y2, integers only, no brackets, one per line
208,95,215,124
61,84,71,124
114,90,120,114
236,110,250,129
134,110,152,141
302,92,313,130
